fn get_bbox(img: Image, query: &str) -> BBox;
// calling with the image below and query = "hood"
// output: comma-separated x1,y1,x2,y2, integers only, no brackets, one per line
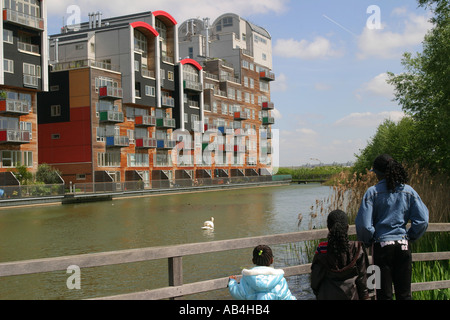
241,267,285,291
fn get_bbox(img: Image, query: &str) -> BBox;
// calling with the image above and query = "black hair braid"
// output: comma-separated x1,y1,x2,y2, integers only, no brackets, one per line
385,158,408,192
253,245,273,267
327,210,350,268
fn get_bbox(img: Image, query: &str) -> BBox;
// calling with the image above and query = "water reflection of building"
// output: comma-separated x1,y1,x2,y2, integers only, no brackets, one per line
35,10,275,188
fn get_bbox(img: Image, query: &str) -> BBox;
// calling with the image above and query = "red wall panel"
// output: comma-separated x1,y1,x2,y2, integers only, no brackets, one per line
38,107,92,164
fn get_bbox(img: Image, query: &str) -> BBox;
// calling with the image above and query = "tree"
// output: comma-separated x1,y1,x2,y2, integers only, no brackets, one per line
35,164,62,184
387,0,450,174
353,117,417,175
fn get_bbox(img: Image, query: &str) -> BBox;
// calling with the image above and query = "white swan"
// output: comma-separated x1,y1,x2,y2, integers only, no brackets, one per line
202,217,214,230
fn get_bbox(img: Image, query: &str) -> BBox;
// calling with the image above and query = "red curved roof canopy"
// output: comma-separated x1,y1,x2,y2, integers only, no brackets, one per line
130,21,159,37
153,10,177,25
180,58,203,71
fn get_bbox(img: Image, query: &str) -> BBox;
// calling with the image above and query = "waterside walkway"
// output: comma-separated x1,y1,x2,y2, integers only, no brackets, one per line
0,175,292,208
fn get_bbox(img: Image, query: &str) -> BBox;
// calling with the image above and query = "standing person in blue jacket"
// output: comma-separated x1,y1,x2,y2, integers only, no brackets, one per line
228,245,296,300
355,154,429,300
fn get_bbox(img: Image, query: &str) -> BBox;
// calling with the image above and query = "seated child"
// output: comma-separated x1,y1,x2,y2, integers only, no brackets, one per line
311,209,370,300
228,244,296,300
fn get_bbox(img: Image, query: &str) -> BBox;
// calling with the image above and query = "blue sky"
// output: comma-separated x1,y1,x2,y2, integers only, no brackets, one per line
46,0,433,166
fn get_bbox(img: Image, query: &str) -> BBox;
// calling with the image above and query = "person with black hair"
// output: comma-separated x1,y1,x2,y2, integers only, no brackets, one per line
355,154,429,300
228,245,296,300
311,210,370,300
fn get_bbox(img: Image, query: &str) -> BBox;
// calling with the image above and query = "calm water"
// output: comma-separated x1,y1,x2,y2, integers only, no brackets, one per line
0,184,332,300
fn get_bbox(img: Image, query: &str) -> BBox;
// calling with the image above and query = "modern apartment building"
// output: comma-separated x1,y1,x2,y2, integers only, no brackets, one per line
0,0,48,185
36,10,275,187
178,13,275,176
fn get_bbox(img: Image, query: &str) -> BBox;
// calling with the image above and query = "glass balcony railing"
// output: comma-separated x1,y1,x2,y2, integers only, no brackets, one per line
99,111,124,123
3,9,44,31
106,135,130,148
156,118,176,128
135,138,157,149
99,86,123,100
134,115,156,127
0,99,30,115
0,130,31,144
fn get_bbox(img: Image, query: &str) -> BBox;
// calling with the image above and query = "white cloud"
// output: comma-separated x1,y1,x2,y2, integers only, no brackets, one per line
274,37,343,60
356,73,395,99
47,0,288,30
357,12,432,60
271,73,288,92
295,128,317,135
314,83,332,91
334,111,405,128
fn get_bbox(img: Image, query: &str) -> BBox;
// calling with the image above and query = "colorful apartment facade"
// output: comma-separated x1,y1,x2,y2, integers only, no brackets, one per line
36,10,275,187
0,0,48,185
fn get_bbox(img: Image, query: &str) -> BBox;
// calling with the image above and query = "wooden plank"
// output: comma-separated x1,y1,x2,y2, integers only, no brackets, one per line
412,280,450,292
413,251,450,262
0,229,329,277
92,264,314,300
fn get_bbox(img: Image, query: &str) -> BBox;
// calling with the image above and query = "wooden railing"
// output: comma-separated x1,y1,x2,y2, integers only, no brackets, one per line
0,223,448,300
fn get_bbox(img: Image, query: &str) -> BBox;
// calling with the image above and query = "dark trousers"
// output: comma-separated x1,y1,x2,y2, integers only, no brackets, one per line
373,242,412,300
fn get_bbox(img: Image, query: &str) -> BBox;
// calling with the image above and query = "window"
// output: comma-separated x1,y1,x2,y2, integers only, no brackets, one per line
75,44,84,50
128,153,149,167
51,105,61,117
76,174,86,180
51,134,60,140
223,17,233,27
127,129,135,144
145,85,155,96
97,152,121,167
3,29,13,44
134,30,148,56
4,59,14,73
134,60,140,72
4,0,41,18
1,150,32,168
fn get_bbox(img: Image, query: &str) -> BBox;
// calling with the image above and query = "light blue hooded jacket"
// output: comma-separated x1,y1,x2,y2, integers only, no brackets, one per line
228,266,296,300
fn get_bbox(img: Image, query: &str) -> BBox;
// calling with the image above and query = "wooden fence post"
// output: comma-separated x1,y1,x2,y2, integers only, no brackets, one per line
168,256,183,300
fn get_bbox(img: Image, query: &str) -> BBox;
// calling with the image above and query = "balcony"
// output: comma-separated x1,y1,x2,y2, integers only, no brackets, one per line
157,139,176,149
262,101,274,110
259,71,275,81
135,138,157,149
0,130,31,144
0,99,30,115
135,115,156,127
234,112,248,121
106,135,130,148
156,118,176,129
262,117,275,125
99,111,124,123
99,86,123,100
161,96,175,108
23,74,38,88
18,41,40,55
183,80,202,92
3,9,44,31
